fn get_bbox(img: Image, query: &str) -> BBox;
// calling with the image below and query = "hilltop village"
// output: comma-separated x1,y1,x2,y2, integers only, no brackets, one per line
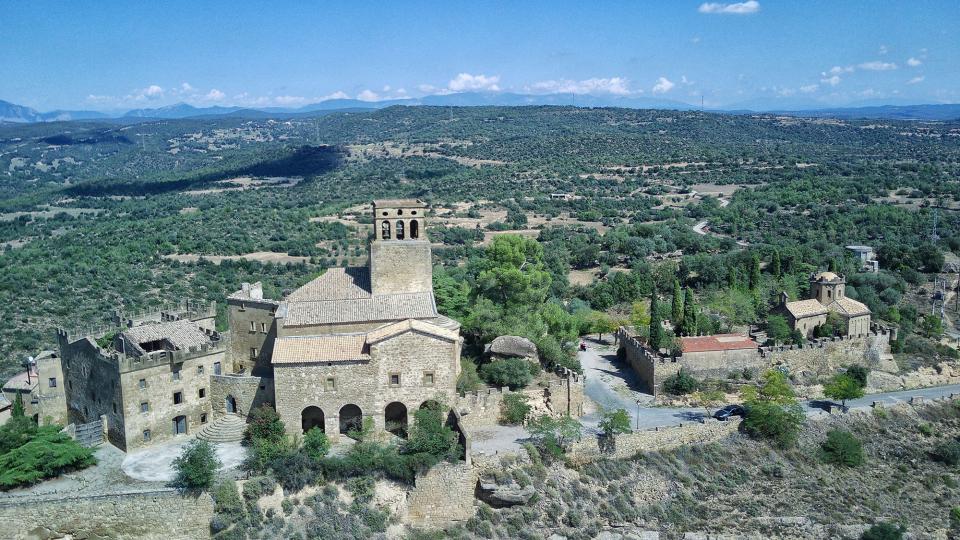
8,196,957,540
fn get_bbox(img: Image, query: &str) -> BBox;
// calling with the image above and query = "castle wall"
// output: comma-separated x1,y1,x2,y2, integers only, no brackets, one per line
34,354,67,426
227,299,278,376
118,349,222,451
567,418,742,464
273,330,459,440
762,331,891,376
210,373,275,418
0,490,214,540
58,334,126,449
406,463,478,527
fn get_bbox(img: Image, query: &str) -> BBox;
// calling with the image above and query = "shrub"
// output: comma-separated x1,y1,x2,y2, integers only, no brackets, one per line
457,357,483,393
243,475,277,501
0,426,97,490
950,506,960,530
303,428,330,461
270,450,316,492
172,439,221,490
742,402,805,449
481,358,534,389
861,522,905,540
846,365,870,388
932,439,960,466
819,430,864,467
599,408,632,437
500,393,531,425
823,373,865,407
662,369,699,395
213,480,244,515
528,414,581,459
403,406,460,462
246,405,286,445
345,476,375,504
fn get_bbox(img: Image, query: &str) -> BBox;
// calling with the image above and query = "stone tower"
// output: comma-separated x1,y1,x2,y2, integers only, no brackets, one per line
810,271,845,305
369,199,433,295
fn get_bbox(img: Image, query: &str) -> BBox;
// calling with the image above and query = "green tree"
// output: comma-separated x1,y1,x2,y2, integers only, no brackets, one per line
772,250,782,279
500,392,531,425
649,288,665,351
846,365,870,389
680,287,698,336
528,414,581,458
587,310,618,341
766,315,792,345
480,358,534,389
662,369,699,395
921,315,944,339
748,253,761,291
11,392,25,419
630,300,650,329
172,439,221,490
475,235,552,313
824,373,865,408
819,429,864,467
402,406,460,462
741,370,805,448
303,428,330,461
598,408,631,437
671,278,684,323
861,522,905,540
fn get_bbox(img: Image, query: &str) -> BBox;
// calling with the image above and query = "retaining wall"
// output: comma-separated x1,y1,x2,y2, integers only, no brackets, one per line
406,462,478,527
0,489,214,540
568,417,742,464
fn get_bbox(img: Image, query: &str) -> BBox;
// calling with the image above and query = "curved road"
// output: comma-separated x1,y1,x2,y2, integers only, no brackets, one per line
579,341,960,431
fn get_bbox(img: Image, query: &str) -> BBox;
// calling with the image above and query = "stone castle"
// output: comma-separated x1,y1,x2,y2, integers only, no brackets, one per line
51,199,463,450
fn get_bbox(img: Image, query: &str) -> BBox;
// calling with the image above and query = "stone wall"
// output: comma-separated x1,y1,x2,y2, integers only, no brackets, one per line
58,334,127,449
456,388,507,429
406,462,478,527
369,240,433,296
0,489,214,540
762,331,892,378
567,418,742,464
210,373,275,418
226,297,278,376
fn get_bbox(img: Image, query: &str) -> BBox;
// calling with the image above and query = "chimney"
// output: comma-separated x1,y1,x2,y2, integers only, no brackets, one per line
779,291,789,306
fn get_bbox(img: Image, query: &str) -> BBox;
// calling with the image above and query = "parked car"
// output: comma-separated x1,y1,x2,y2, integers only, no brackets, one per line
713,404,746,421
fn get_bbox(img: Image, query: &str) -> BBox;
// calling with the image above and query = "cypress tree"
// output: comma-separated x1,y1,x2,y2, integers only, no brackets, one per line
649,288,664,352
12,392,25,418
671,278,683,324
681,287,698,336
772,250,782,279
748,253,761,291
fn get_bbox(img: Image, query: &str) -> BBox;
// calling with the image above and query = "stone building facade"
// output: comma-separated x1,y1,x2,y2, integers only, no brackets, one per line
1,350,67,426
778,271,871,338
56,302,224,450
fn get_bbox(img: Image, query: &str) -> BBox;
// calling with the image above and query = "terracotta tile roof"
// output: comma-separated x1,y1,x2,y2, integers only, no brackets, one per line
829,297,871,316
286,268,371,302
121,319,212,351
366,318,460,344
784,299,830,319
680,334,757,353
282,292,437,327
272,335,370,364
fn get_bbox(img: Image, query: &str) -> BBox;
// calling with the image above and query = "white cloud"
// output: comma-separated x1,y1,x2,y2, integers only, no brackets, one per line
698,1,759,14
800,84,819,93
908,75,925,85
528,77,633,95
447,73,501,92
858,61,898,71
691,36,702,44
321,91,350,101
180,82,195,92
205,89,226,101
828,65,854,75
680,75,694,86
820,75,842,86
652,77,675,94
879,45,889,55
907,57,923,67
356,89,380,101
418,84,437,93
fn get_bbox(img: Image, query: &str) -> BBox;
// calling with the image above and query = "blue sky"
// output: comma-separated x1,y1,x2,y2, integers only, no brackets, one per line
1,0,957,110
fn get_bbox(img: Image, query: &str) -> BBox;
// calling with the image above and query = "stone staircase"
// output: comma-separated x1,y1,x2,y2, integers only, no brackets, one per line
197,414,246,443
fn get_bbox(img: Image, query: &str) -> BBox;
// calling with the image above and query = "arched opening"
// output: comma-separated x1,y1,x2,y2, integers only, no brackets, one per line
384,402,408,438
173,415,187,435
381,220,391,240
301,406,325,433
339,404,363,436
225,395,237,414
395,220,405,240
419,399,441,411
410,220,419,239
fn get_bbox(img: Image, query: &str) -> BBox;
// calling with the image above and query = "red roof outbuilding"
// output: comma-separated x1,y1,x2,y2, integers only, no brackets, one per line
680,334,757,353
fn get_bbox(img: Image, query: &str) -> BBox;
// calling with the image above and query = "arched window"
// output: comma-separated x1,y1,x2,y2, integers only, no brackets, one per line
410,220,419,239
381,220,391,240
396,220,405,240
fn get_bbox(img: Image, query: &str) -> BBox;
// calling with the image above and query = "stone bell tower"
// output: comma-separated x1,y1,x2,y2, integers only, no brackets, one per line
369,199,433,296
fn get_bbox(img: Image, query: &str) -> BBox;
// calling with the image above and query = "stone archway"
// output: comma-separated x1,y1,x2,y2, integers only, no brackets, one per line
225,395,237,414
419,399,441,411
301,406,325,434
384,402,408,438
339,404,363,436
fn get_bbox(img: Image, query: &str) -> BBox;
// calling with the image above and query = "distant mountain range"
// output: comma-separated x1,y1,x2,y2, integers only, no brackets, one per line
3,94,959,123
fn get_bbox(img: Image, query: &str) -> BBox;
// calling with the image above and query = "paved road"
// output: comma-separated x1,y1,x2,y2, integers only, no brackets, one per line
578,341,960,431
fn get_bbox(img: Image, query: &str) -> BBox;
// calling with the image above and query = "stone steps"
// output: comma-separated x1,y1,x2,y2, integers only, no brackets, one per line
197,414,246,443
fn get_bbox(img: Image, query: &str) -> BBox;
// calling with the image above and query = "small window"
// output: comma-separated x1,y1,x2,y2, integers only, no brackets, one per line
423,372,435,386
381,220,391,240
250,321,256,332
69,380,73,390
201,413,208,424
397,209,404,216
172,370,181,381
395,220,405,240
389,373,401,387
213,362,222,375
239,302,245,311
199,388,206,399
250,347,258,359
113,403,117,414
143,430,151,442
173,392,184,405
48,377,57,388
139,378,147,389
325,377,336,391
261,322,267,333
140,402,150,413
197,365,204,375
